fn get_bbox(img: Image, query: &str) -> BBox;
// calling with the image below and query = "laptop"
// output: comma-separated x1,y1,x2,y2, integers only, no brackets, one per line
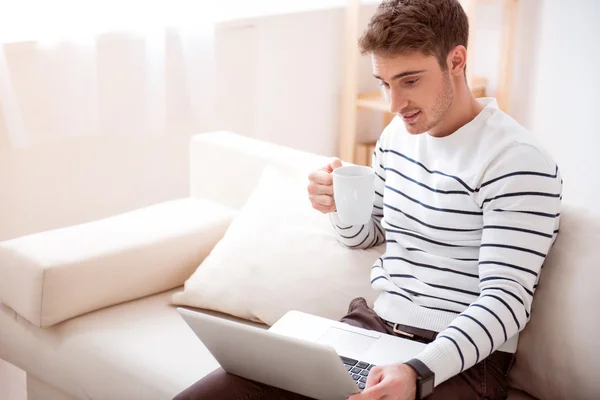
177,307,426,400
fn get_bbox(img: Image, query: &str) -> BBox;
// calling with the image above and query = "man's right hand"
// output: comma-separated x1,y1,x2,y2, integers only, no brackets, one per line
307,158,343,214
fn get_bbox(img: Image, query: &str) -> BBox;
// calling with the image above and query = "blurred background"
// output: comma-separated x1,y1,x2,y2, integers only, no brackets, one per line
0,0,598,242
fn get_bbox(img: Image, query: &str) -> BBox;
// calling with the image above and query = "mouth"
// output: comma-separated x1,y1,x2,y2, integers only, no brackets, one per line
401,110,421,124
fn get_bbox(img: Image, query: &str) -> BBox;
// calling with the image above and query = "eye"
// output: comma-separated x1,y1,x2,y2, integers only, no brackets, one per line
405,79,419,86
379,81,390,89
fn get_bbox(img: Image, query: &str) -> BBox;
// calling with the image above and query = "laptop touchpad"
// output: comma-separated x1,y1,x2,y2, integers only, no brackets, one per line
317,327,377,356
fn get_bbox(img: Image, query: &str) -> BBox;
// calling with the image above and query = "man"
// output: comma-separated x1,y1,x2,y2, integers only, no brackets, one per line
175,0,562,399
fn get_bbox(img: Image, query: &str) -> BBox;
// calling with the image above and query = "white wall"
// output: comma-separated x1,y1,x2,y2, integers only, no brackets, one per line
518,0,600,214
0,4,379,242
466,0,600,214
214,5,380,155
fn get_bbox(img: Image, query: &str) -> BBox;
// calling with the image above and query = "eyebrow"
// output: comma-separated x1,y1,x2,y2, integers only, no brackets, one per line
373,70,426,81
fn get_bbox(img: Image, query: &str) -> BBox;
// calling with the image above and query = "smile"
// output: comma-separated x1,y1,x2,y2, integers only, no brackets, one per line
401,111,421,123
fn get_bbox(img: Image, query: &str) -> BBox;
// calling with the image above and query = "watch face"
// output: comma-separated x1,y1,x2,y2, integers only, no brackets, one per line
422,378,435,395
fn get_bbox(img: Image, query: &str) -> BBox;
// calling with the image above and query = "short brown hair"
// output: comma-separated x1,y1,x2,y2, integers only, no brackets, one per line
358,0,469,69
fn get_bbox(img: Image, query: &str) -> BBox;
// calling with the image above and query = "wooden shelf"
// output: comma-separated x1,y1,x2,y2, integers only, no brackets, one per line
356,92,390,112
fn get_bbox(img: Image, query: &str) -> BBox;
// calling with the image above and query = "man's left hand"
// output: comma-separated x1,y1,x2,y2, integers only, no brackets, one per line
348,363,417,400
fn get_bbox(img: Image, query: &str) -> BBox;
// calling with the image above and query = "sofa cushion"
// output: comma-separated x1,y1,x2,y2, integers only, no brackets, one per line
509,204,600,399
0,198,236,328
172,167,384,325
0,289,264,400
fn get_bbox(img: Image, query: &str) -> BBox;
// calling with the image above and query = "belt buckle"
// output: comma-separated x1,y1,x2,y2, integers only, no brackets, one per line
393,323,415,338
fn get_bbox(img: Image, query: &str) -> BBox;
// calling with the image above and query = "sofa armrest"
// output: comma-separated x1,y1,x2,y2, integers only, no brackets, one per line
0,198,236,328
189,131,330,209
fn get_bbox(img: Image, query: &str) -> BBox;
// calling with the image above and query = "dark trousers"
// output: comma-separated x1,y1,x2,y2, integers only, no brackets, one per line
174,298,515,400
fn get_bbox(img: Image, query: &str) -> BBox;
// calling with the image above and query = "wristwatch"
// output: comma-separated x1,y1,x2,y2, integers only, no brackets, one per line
403,359,435,399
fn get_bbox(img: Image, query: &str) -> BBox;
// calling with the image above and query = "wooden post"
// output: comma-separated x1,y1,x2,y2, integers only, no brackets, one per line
496,0,518,112
462,0,479,88
339,0,360,163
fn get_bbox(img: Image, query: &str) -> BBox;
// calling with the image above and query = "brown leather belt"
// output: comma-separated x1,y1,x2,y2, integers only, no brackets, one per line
384,320,438,343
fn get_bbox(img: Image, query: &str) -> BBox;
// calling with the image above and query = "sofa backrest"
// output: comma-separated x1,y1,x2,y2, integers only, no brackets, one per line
509,204,600,399
189,132,329,209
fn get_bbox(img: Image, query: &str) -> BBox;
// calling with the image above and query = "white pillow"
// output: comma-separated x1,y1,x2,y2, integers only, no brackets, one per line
171,167,384,325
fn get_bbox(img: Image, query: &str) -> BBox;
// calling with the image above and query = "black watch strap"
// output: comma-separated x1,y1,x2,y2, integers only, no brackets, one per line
403,358,435,399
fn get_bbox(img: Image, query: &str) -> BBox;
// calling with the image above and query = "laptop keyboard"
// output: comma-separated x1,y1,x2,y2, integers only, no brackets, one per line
340,356,375,391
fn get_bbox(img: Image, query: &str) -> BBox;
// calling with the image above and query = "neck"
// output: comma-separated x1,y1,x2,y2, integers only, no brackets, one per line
428,79,484,138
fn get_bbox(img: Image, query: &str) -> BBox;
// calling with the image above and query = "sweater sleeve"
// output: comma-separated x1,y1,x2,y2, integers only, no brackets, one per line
414,144,562,386
329,139,386,249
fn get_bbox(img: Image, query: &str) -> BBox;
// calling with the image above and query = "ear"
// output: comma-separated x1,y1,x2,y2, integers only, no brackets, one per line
446,45,467,77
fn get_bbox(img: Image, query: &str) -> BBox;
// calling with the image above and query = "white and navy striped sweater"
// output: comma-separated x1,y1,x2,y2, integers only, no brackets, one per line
330,98,562,386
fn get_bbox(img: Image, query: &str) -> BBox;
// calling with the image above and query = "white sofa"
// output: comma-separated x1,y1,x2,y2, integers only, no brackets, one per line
0,132,598,400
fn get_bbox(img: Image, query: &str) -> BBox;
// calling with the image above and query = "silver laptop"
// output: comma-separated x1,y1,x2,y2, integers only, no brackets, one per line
177,307,426,400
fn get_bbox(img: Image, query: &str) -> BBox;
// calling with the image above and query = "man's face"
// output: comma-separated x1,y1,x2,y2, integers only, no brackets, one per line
372,51,454,135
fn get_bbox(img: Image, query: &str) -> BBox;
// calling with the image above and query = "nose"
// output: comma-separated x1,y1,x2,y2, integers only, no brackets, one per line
388,87,409,115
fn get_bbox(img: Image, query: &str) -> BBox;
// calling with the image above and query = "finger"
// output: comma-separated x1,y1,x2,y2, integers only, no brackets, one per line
365,367,383,389
319,159,340,174
347,389,378,400
310,170,333,185
312,203,336,214
359,381,387,400
329,157,343,171
307,181,333,196
347,393,367,400
310,194,334,207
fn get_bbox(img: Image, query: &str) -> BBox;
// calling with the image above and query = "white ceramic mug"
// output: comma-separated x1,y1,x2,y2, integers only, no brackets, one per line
332,165,375,226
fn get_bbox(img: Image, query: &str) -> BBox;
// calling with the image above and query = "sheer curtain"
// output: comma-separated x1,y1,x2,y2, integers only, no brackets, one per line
0,1,220,148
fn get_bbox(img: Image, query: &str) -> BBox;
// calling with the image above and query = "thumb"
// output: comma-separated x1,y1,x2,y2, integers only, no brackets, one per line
329,157,343,171
365,366,383,389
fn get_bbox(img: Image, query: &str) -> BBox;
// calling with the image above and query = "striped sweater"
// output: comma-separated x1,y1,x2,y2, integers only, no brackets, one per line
330,98,562,386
